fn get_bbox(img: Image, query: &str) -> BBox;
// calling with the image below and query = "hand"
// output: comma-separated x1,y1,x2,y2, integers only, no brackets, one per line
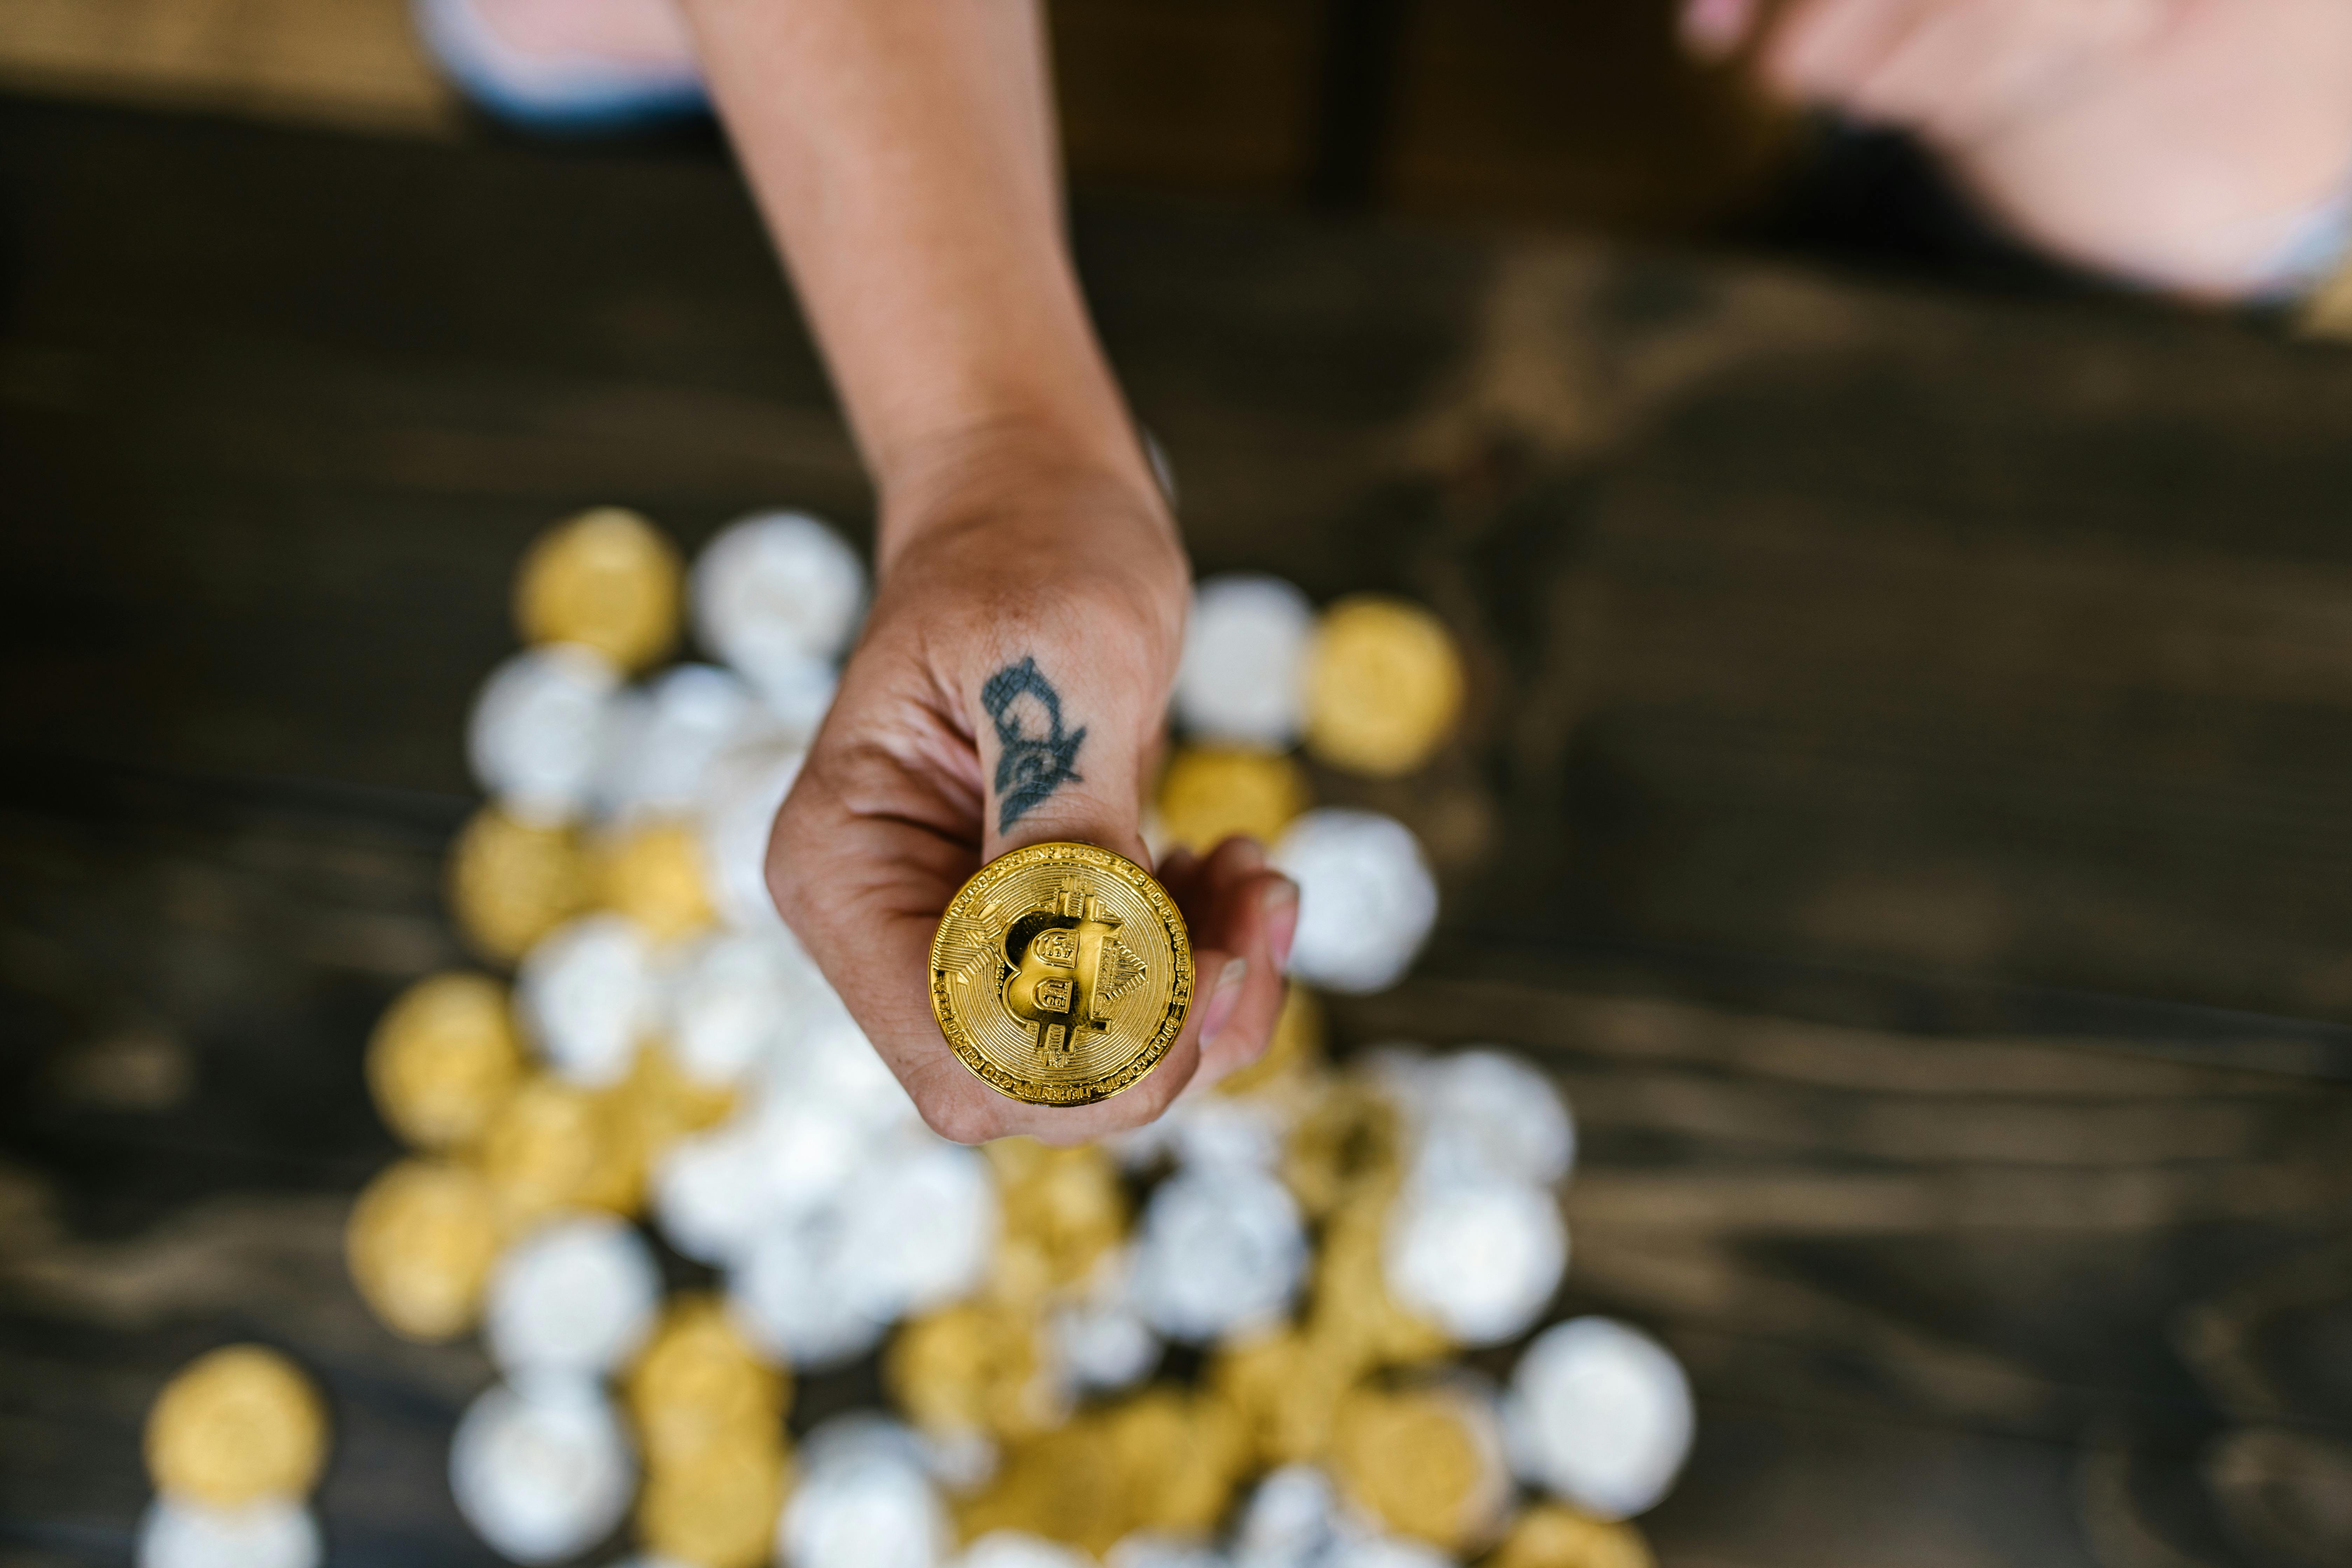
765,447,1300,1144
1687,0,2352,298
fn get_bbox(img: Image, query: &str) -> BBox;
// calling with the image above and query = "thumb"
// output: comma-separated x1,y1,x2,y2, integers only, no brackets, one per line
972,650,1156,866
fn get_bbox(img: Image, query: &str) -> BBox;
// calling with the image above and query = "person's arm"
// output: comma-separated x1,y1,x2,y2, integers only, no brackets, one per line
678,0,1298,1142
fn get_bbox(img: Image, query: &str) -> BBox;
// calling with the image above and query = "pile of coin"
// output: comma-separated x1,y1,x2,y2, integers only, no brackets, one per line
1161,575,1461,994
138,1344,330,1568
336,507,1695,1567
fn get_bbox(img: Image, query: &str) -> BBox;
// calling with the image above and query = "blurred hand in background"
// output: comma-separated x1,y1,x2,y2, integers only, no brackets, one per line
1686,0,2352,298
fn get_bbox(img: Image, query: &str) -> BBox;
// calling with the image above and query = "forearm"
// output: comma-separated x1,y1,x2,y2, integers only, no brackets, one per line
678,0,1158,558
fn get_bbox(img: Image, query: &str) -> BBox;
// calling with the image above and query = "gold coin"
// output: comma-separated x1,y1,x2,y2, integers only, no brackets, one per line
1155,747,1310,855
985,1139,1128,1296
611,1041,737,1178
598,821,715,944
930,842,1192,1106
887,1299,1063,1441
514,507,683,672
636,1433,792,1568
1281,1075,1402,1219
1313,1188,1451,1369
1210,1326,1362,1467
1329,1383,1509,1553
1101,1387,1250,1538
346,1159,501,1340
366,973,523,1150
1489,1505,1658,1568
447,806,590,964
1217,982,1323,1099
1304,595,1464,777
954,1418,1128,1558
145,1344,327,1506
478,1073,638,1224
626,1295,789,1472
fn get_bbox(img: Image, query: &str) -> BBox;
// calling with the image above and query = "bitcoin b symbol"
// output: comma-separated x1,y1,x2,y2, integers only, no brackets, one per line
1003,885,1148,1058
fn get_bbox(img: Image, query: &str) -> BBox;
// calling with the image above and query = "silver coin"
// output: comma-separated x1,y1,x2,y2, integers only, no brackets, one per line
1272,810,1437,995
1174,575,1315,748
1132,1167,1306,1344
449,1373,636,1565
957,1532,1094,1568
137,1499,320,1568
779,1416,948,1568
1504,1317,1694,1519
594,662,768,820
692,511,866,689
515,914,655,1088
484,1213,660,1377
1382,1176,1566,1347
467,643,620,827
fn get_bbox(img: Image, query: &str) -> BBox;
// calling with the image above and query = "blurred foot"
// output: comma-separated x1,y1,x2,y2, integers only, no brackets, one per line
414,0,707,130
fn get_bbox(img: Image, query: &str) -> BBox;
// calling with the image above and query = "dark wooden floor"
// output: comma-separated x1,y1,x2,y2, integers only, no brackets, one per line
5,96,2352,1568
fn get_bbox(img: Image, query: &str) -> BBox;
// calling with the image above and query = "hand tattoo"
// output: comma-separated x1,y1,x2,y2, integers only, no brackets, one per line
981,657,1085,832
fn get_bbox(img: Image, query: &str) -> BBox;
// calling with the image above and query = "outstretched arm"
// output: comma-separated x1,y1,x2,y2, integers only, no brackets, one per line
678,0,1298,1142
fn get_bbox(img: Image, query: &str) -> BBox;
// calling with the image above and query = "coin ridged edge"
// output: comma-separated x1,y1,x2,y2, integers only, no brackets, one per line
929,841,1194,1107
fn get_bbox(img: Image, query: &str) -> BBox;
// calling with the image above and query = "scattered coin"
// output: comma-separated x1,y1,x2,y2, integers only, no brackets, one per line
1328,1384,1510,1554
597,820,717,943
136,1496,321,1568
515,913,657,1088
1303,596,1463,778
514,507,684,673
447,806,590,965
1272,810,1437,995
1503,1319,1693,1520
346,1159,501,1341
468,643,621,826
1487,1504,1656,1568
635,1431,792,1568
145,1345,327,1507
1156,748,1310,856
366,972,523,1150
1174,575,1316,749
625,1294,790,1471
931,842,1194,1107
478,1074,637,1225
483,1213,662,1378
450,1374,637,1565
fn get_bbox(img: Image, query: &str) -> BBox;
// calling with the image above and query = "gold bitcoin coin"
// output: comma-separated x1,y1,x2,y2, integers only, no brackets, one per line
478,1073,638,1224
145,1344,328,1506
447,806,590,964
636,1432,792,1568
1329,1382,1510,1553
514,506,683,672
626,1295,790,1472
346,1159,501,1341
1154,747,1309,855
366,973,523,1150
1304,595,1464,777
1490,1505,1658,1568
597,821,715,944
985,1139,1128,1295
930,842,1192,1106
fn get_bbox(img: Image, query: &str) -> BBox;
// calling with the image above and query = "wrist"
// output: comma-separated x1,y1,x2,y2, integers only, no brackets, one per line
872,413,1172,573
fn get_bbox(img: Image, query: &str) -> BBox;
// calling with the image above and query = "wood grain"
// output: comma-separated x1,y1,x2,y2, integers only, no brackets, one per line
4,96,2352,1567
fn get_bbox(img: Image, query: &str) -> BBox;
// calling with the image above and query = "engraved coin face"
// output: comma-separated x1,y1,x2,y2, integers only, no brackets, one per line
931,841,1192,1106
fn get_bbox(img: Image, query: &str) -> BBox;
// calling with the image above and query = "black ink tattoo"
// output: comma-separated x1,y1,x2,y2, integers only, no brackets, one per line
981,656,1085,832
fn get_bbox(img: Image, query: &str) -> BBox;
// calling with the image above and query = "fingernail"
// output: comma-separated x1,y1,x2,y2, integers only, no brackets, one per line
1679,0,1753,57
1262,877,1300,972
1223,835,1267,872
1199,957,1248,1041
